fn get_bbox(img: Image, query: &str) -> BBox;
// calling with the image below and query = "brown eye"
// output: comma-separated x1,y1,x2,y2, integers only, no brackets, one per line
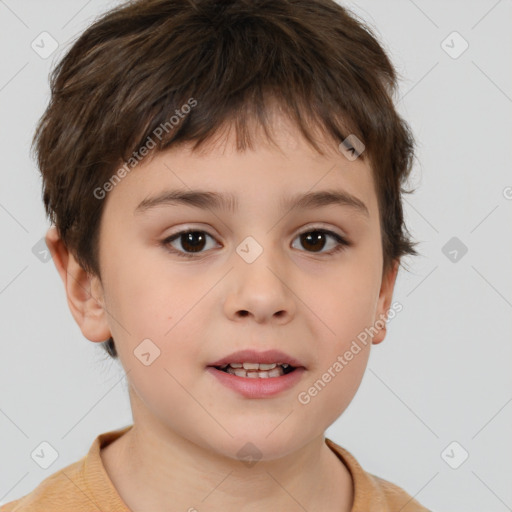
163,230,218,258
161,227,350,259
299,231,327,252
178,232,207,253
292,228,350,255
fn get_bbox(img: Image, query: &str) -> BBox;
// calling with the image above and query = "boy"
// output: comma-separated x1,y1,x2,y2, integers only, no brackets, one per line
2,0,431,510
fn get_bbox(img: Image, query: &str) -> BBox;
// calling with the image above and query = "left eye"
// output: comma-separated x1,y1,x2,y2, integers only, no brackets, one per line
162,228,350,259
291,228,350,254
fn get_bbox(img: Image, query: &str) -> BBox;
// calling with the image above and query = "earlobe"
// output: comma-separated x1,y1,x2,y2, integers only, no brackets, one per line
45,226,111,343
372,259,400,345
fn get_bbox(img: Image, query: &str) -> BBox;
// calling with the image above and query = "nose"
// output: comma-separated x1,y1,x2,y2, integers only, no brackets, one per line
223,242,296,324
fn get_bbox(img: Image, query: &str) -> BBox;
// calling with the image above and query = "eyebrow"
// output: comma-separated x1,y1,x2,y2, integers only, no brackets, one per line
134,189,369,218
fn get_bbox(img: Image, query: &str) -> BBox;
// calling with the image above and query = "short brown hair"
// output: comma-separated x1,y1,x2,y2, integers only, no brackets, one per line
33,0,419,360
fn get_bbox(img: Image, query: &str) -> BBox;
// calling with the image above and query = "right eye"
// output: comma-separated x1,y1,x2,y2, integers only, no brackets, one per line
161,230,220,259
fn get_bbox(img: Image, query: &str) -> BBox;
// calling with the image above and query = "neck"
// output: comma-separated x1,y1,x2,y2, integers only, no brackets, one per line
101,421,353,512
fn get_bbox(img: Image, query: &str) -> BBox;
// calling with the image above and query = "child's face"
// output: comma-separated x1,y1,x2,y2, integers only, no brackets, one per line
58,115,398,460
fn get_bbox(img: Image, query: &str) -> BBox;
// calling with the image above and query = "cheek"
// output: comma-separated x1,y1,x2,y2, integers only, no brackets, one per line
125,355,217,451
107,265,216,375
296,343,370,433
307,261,380,344
294,261,378,417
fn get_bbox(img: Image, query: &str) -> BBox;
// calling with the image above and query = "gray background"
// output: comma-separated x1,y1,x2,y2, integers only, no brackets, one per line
1,1,511,511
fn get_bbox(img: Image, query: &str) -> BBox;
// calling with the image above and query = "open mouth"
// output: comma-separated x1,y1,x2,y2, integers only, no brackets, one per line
206,357,306,397
213,362,297,378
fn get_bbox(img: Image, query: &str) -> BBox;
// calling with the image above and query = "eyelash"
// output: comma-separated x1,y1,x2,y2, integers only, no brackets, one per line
161,227,351,259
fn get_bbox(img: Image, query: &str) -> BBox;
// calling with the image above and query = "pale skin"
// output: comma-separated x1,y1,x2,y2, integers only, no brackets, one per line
46,113,399,512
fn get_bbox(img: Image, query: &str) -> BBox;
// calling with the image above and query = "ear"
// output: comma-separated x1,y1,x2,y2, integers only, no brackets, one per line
372,259,400,345
45,226,111,343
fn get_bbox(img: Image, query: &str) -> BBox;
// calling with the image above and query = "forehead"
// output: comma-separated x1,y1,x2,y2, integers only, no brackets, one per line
103,112,378,221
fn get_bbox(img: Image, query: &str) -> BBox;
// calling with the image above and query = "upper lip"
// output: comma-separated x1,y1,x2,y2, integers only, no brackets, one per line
208,349,306,369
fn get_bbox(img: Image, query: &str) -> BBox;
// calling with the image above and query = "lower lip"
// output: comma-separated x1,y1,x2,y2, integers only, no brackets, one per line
206,366,306,398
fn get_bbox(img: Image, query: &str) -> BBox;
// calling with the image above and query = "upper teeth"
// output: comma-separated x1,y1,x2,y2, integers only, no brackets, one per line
225,362,289,370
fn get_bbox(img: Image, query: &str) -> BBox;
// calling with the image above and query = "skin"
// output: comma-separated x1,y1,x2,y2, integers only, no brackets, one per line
46,112,399,512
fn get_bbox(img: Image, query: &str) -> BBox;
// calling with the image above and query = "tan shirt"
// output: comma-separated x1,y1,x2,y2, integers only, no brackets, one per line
1,425,431,511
